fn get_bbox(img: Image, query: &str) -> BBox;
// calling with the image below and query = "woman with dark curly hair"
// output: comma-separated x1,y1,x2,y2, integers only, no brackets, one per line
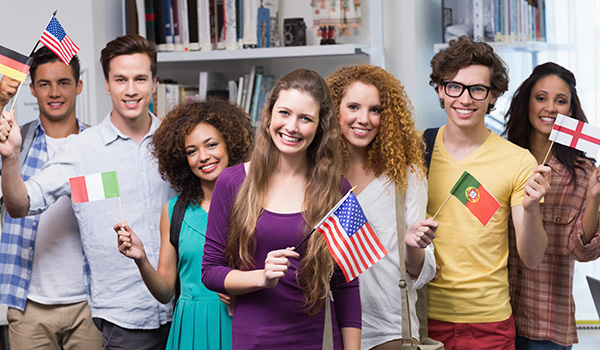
327,64,437,349
114,97,253,349
504,62,600,350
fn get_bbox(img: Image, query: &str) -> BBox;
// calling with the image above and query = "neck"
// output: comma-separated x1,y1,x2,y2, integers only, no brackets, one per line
110,110,152,144
529,130,552,165
276,153,308,178
443,123,490,161
40,115,79,138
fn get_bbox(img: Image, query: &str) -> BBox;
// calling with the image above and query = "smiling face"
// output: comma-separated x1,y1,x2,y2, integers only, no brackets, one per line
338,82,382,156
528,74,572,137
185,122,229,184
269,88,320,159
104,53,156,123
30,60,82,123
438,64,498,132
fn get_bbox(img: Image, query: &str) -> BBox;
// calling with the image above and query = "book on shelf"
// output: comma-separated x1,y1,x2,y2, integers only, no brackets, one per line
127,0,280,52
250,72,262,121
199,71,227,100
442,0,546,43
236,75,244,106
228,80,238,104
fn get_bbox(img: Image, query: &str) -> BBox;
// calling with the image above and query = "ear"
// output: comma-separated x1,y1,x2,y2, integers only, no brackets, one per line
152,76,157,95
104,78,110,95
437,85,444,100
489,90,499,105
75,79,83,96
29,82,36,98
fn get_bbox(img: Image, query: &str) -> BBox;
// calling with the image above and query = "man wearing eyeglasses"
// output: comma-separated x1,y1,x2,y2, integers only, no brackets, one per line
423,36,551,350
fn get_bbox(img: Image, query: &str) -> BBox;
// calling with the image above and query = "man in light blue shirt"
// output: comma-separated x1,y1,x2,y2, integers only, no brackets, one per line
0,34,174,350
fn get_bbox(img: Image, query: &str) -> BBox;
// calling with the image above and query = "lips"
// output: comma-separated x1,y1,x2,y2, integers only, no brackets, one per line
48,101,64,109
200,162,218,173
454,108,475,116
539,116,555,123
280,133,301,145
123,99,142,108
352,127,370,136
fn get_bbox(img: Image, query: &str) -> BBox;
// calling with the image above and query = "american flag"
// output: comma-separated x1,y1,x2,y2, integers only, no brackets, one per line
317,191,388,282
39,16,80,65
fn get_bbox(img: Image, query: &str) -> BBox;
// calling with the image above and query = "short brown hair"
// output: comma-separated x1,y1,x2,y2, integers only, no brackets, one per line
100,33,157,80
429,36,509,113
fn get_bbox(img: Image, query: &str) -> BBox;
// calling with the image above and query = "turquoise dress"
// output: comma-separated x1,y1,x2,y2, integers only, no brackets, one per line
165,196,232,349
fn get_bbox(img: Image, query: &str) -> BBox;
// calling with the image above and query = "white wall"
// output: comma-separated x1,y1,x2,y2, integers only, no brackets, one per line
0,0,122,126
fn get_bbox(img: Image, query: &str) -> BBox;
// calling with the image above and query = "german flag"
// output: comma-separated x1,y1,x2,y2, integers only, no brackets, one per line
0,45,33,82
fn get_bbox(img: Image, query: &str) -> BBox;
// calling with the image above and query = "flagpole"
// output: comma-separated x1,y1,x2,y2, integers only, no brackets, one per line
30,10,57,56
8,83,23,112
541,141,554,166
295,186,357,250
431,193,452,221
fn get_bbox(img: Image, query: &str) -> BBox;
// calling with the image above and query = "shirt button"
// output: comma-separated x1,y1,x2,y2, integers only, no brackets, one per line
555,217,562,222
517,269,522,275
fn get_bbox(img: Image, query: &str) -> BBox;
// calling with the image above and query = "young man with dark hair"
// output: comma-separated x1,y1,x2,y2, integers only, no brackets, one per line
0,46,102,349
0,33,173,349
424,36,550,350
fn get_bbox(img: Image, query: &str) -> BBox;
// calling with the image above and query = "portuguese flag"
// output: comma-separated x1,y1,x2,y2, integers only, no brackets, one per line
69,171,121,204
0,45,33,82
450,171,500,226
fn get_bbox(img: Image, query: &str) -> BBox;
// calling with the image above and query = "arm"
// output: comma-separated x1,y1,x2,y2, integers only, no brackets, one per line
405,219,438,277
223,248,299,295
114,203,177,304
340,327,361,350
0,110,30,217
0,75,19,111
511,164,551,268
581,166,600,244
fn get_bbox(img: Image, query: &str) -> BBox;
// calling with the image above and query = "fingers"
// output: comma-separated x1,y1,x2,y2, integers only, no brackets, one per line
406,219,438,248
216,292,233,305
0,111,14,143
432,264,441,282
526,165,551,201
263,248,300,287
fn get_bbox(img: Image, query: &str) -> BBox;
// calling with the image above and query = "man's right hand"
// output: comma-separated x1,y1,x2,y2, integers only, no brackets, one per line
0,110,22,159
0,75,20,109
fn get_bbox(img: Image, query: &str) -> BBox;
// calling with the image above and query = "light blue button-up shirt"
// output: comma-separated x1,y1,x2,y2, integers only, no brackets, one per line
25,113,174,329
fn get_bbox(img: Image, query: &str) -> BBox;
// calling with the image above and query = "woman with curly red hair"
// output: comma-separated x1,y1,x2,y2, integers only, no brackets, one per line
327,64,437,349
114,97,253,349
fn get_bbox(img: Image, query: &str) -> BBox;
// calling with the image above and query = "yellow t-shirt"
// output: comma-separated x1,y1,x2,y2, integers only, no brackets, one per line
426,125,537,323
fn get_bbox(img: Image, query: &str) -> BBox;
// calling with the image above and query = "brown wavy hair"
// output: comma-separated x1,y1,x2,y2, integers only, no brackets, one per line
327,64,425,191
225,69,343,314
429,36,509,114
151,98,254,204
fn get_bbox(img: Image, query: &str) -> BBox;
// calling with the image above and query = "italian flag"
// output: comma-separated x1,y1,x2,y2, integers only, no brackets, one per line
450,171,500,226
69,171,120,204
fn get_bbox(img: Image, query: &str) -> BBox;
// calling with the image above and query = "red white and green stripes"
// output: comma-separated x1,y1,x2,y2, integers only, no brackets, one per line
69,171,120,204
450,171,500,226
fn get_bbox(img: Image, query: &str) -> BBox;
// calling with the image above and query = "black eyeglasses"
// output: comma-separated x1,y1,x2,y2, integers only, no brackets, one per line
442,81,492,101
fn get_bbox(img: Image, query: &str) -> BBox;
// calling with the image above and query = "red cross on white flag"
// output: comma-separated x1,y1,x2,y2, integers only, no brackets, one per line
549,114,600,156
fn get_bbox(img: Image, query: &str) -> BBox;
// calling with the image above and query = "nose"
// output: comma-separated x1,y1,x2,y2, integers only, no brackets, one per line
285,116,299,132
199,148,210,162
124,80,137,96
544,100,557,113
458,89,473,104
49,83,60,98
356,108,369,124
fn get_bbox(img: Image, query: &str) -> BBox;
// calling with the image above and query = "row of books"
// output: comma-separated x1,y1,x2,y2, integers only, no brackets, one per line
443,0,546,44
125,0,281,52
485,0,546,43
151,66,274,123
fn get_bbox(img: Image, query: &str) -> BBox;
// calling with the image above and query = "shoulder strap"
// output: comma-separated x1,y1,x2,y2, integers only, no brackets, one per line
395,189,414,350
423,128,439,177
169,196,187,305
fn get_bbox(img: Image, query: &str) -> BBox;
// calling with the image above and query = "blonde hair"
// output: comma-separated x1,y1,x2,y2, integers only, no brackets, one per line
225,69,344,313
327,64,425,191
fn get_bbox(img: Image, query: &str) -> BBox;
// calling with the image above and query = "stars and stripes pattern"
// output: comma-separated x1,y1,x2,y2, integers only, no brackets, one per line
40,16,79,65
317,192,387,282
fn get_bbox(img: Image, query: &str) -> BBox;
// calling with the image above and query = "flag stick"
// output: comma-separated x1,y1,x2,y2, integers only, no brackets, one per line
295,186,357,250
8,83,23,112
30,10,58,56
541,141,554,165
117,197,126,224
431,193,452,221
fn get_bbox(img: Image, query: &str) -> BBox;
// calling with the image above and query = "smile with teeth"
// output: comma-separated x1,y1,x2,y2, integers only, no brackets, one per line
352,127,369,135
49,102,63,106
540,116,555,122
455,108,475,115
201,163,218,172
124,99,141,105
281,133,300,143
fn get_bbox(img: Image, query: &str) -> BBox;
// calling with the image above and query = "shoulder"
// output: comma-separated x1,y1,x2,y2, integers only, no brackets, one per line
215,163,247,195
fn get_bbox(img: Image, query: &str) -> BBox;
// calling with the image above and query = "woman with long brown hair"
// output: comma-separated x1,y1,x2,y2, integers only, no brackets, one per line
202,69,361,349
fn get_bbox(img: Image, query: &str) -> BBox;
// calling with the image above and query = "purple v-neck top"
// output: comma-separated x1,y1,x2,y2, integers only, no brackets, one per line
202,163,361,349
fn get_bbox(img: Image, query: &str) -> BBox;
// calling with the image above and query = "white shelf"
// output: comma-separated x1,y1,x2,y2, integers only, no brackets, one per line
157,44,369,63
433,41,570,53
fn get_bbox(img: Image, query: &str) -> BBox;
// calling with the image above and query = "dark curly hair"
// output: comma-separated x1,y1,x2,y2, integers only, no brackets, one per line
429,36,509,114
504,62,594,184
327,64,425,192
151,97,253,205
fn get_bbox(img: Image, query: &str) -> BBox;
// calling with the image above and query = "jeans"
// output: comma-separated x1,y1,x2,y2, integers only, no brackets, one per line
515,335,573,350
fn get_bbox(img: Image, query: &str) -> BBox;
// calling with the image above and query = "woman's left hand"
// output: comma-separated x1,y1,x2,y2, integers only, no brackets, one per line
405,218,438,249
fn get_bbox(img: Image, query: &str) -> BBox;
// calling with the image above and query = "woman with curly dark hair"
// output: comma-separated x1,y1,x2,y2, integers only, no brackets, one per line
114,97,253,349
327,64,438,349
504,62,600,350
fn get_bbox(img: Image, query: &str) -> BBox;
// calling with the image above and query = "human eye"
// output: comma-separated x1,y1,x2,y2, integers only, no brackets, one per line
347,104,359,111
471,85,487,93
447,82,462,91
556,98,569,105
300,115,314,123
136,76,147,82
370,106,382,114
207,142,219,149
278,110,289,117
535,95,546,102
186,148,197,156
